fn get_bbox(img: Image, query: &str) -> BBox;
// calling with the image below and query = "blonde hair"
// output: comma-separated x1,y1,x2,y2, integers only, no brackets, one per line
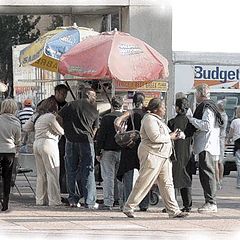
236,106,240,118
0,99,18,114
195,84,210,98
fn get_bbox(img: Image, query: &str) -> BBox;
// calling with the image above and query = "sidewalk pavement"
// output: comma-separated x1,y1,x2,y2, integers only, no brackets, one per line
0,172,240,240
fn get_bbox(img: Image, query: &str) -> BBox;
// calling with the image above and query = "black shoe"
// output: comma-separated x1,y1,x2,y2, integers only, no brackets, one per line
1,196,9,211
96,199,104,204
1,204,8,211
61,197,69,206
171,211,189,218
99,204,113,210
123,210,135,218
139,208,148,212
113,200,119,207
161,208,167,213
181,207,191,212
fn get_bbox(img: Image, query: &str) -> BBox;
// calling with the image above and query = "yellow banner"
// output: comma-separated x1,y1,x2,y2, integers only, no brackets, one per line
115,81,168,92
32,55,58,72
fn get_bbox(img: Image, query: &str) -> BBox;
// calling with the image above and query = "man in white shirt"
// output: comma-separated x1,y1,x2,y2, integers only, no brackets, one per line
17,99,34,126
186,84,223,213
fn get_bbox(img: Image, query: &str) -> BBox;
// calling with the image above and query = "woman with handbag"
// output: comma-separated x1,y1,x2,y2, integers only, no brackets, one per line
115,92,149,211
123,97,188,218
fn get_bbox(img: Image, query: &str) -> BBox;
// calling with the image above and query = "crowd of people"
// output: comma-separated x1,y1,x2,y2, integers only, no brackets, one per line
0,83,238,218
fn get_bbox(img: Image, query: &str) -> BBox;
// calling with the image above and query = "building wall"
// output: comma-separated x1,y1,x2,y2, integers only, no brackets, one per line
122,1,173,117
3,0,173,116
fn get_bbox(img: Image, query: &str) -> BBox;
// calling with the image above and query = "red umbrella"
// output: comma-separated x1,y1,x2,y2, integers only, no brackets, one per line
58,29,168,82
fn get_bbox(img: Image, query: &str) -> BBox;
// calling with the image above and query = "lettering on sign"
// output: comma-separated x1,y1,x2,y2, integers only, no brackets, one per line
118,44,143,56
34,58,58,70
115,81,168,91
195,65,240,82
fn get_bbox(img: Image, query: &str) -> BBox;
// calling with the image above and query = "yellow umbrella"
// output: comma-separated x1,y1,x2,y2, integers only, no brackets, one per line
19,24,99,72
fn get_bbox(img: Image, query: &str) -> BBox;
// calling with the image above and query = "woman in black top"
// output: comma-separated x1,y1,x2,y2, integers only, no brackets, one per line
168,98,192,212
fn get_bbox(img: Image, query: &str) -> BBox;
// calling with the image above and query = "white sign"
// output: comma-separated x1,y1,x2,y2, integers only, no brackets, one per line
194,65,240,82
175,64,240,94
12,44,36,87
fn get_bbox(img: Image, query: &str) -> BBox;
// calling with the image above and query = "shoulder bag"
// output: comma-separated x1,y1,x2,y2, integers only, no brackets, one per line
114,111,140,148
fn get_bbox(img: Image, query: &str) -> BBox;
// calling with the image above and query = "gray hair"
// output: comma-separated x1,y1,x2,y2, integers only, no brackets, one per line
217,100,225,112
0,99,18,114
175,92,186,100
195,84,210,98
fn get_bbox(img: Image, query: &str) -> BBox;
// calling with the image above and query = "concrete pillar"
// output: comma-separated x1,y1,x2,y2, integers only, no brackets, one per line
63,15,72,26
63,14,103,32
72,15,104,32
121,1,173,119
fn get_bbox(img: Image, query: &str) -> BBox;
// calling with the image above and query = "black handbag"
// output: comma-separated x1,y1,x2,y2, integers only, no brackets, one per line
114,111,140,148
234,138,240,155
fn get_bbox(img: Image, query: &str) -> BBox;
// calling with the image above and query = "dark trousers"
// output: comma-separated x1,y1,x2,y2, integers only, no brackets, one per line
180,187,192,208
180,158,193,208
198,151,216,205
0,153,15,208
65,140,96,206
59,136,67,193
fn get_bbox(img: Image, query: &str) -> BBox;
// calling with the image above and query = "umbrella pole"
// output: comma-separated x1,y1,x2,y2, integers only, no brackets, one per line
100,82,112,106
65,81,76,100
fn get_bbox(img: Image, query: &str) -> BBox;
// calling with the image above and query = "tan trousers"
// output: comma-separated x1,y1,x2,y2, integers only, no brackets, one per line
124,145,181,216
33,138,61,206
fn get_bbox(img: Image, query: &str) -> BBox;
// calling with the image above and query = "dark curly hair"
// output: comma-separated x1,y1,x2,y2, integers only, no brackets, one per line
111,95,123,110
133,92,145,108
175,97,189,115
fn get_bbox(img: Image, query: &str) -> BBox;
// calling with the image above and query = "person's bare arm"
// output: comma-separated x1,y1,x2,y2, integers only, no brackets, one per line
114,111,131,131
93,127,98,137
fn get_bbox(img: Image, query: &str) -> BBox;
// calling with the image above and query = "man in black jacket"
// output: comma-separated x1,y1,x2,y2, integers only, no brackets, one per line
58,87,99,209
96,96,124,210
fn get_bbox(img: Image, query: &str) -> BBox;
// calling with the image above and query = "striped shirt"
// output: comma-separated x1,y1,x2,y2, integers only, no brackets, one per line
17,107,34,126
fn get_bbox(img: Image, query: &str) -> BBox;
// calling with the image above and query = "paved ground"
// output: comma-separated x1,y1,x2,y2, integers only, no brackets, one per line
0,171,240,240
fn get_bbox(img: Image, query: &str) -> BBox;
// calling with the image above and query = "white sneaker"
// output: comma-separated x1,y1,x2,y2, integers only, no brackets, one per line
85,203,99,210
217,182,222,190
198,203,217,213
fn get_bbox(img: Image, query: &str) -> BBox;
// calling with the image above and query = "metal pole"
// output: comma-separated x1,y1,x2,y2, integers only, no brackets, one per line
65,81,76,100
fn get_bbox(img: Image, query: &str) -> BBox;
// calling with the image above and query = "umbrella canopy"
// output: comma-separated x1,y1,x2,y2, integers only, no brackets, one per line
58,30,169,82
19,25,99,72
0,82,8,92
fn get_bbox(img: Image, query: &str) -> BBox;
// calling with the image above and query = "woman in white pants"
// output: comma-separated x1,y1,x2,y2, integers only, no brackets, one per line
23,98,64,206
123,98,188,218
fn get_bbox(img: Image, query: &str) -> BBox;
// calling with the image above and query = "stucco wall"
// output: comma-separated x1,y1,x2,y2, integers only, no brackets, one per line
122,2,174,118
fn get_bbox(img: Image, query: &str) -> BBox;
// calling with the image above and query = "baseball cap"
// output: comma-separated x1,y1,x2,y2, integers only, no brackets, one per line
24,99,32,106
